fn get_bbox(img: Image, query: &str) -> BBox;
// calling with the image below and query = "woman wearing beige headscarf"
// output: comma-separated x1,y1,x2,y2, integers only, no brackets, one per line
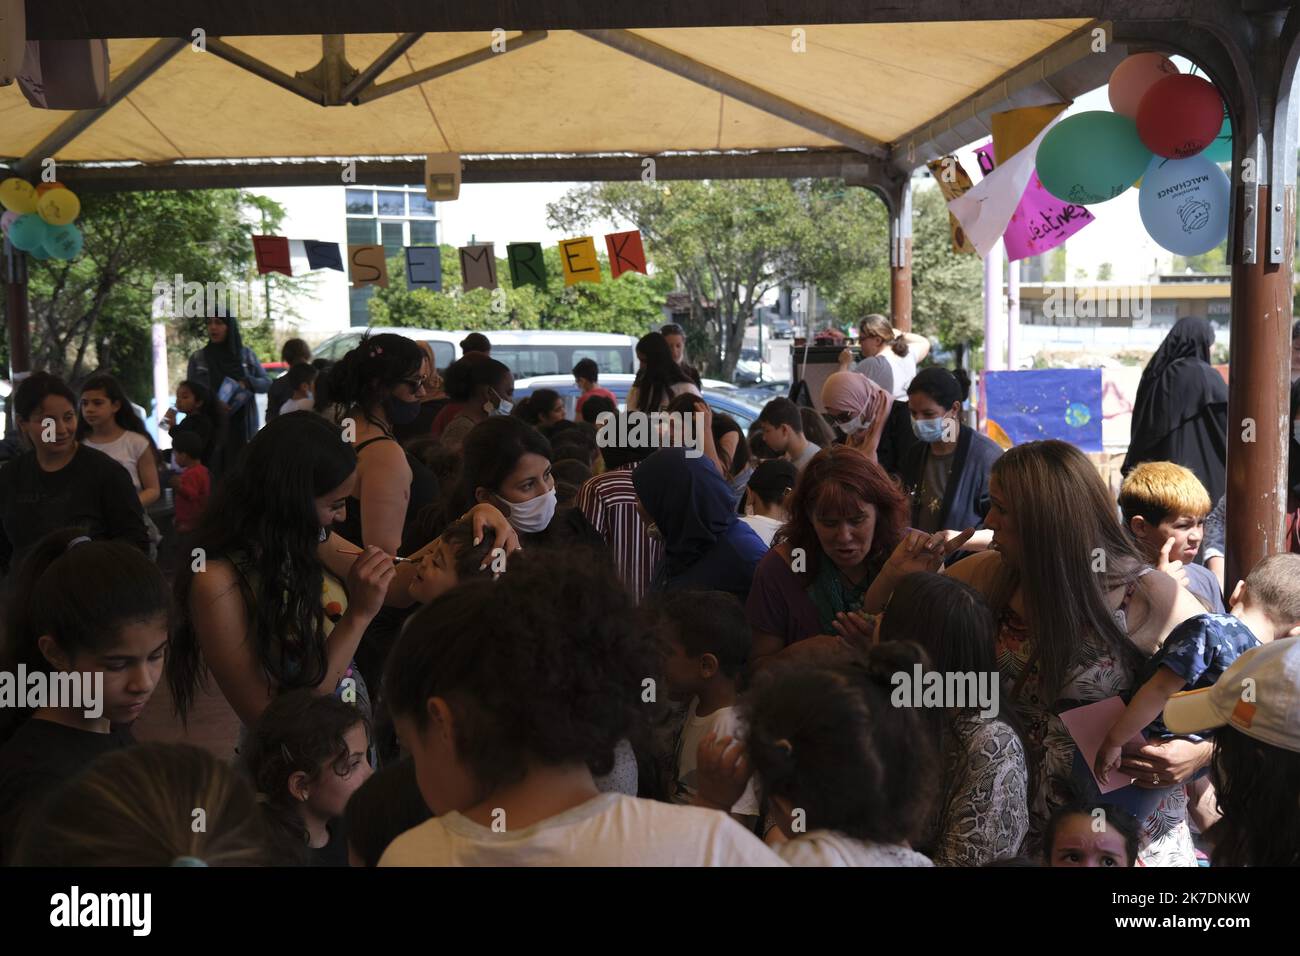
819,371,892,465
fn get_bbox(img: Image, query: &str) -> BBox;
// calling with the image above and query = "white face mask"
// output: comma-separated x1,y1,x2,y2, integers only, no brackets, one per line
836,412,868,436
500,487,556,533
485,388,512,417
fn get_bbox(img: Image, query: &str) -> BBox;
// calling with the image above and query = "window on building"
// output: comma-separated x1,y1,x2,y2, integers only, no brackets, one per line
345,189,374,215
346,219,376,245
377,191,406,216
409,193,435,217
380,221,405,257
409,220,437,245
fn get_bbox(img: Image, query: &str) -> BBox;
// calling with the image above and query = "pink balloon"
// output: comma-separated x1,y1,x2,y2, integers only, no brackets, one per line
1109,52,1180,118
0,210,17,234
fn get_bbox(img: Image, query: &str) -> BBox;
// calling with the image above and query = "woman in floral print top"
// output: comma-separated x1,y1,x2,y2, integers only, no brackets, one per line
868,441,1210,866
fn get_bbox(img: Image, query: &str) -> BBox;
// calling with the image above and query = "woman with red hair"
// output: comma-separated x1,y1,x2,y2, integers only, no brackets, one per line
745,445,909,660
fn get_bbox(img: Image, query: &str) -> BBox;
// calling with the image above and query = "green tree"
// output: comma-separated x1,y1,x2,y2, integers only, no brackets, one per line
1045,246,1067,281
1,189,307,404
909,185,984,357
548,179,893,379
1097,262,1113,280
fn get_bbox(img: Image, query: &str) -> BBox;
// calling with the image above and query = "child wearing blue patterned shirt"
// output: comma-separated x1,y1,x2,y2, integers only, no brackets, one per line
1095,553,1300,782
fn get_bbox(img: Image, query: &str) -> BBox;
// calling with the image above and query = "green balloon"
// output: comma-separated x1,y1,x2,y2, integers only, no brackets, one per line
1037,111,1152,205
1202,112,1232,164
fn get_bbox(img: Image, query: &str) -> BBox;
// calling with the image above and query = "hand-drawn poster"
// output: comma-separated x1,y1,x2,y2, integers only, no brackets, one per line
983,368,1103,452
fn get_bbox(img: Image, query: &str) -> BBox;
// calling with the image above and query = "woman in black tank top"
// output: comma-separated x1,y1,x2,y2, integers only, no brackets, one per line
320,335,441,757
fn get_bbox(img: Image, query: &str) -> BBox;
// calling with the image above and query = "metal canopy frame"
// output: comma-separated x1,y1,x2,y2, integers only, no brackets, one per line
5,0,1299,580
23,0,1212,38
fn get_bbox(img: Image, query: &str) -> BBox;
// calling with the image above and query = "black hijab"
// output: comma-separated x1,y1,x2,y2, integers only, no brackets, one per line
1123,316,1228,501
203,315,247,384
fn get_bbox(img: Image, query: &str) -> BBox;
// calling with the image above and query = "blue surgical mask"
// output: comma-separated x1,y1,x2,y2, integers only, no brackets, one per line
911,416,947,443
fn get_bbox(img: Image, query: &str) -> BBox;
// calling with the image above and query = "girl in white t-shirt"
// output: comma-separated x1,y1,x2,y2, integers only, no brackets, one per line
376,550,783,867
78,373,162,510
693,643,939,866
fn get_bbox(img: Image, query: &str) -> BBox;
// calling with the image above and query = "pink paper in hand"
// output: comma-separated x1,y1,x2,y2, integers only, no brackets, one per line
1059,696,1148,794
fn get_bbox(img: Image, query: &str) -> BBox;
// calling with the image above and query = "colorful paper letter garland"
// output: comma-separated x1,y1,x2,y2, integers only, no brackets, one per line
251,229,649,293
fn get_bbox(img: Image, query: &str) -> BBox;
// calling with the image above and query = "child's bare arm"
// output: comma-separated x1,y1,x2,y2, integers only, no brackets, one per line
1094,666,1188,781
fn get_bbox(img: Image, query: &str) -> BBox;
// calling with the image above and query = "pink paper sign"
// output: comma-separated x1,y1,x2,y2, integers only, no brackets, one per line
976,142,1096,262
1058,696,1149,794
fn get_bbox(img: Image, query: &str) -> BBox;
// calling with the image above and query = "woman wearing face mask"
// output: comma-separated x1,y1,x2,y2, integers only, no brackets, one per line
448,416,604,550
439,358,514,454
900,367,1002,537
184,313,272,476
819,371,893,466
324,335,439,560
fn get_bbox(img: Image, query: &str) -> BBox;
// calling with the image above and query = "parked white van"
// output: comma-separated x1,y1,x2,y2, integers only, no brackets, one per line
311,328,639,378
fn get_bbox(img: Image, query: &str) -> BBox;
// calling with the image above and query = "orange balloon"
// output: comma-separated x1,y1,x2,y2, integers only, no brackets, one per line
35,181,66,197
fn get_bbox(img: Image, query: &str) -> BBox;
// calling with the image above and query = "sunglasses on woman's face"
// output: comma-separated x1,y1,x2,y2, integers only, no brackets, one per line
400,377,430,394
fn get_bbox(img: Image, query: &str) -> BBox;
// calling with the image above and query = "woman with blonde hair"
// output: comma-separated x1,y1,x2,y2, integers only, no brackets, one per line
865,440,1207,865
853,313,930,400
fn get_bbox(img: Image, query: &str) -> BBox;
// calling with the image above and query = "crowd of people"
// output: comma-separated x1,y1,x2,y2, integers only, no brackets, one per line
0,312,1298,868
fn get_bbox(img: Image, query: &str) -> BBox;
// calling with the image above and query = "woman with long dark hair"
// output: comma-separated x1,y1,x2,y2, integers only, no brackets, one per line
443,415,601,551
168,413,516,750
322,334,437,559
1122,316,1228,504
868,440,1207,864
0,373,148,575
628,332,698,413
78,373,164,555
878,571,1029,866
184,314,272,473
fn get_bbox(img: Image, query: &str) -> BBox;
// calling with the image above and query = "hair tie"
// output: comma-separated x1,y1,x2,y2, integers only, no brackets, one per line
171,856,208,867
65,535,92,552
773,738,793,755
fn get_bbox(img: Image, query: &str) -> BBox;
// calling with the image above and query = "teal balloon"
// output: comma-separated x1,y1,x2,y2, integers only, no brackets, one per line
30,242,52,261
44,223,83,260
6,213,50,253
1202,112,1232,164
1037,111,1152,204
1139,154,1230,255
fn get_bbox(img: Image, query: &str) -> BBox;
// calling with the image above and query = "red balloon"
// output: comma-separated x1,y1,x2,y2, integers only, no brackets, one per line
35,181,66,196
1136,75,1224,158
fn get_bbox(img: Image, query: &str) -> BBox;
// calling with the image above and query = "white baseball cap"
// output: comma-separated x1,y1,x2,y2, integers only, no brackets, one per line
1163,636,1300,753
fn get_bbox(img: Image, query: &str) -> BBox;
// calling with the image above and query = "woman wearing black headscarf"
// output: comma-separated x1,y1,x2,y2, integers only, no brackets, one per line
186,315,272,475
1122,317,1228,504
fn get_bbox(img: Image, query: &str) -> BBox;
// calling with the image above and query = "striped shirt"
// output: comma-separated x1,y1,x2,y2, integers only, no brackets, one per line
576,463,663,603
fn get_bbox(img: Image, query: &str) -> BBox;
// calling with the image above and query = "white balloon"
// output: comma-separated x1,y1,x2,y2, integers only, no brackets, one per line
1138,154,1229,255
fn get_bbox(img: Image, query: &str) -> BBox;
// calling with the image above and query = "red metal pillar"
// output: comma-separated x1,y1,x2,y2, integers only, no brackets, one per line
889,176,913,333
1225,182,1294,589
